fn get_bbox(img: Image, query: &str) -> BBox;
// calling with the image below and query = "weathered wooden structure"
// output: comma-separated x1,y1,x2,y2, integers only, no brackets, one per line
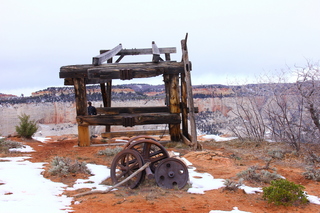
59,34,200,149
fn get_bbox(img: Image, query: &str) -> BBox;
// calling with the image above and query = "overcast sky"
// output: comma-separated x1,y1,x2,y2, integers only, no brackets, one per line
1,0,320,96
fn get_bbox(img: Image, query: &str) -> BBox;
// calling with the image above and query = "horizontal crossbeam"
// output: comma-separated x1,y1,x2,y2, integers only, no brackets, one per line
101,130,169,138
76,113,181,126
100,47,176,56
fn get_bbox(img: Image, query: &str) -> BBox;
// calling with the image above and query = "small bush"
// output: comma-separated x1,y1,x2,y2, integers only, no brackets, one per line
223,179,243,191
97,146,123,156
263,179,308,206
303,167,320,182
49,156,91,176
237,166,282,183
15,113,38,139
268,150,284,159
0,138,23,153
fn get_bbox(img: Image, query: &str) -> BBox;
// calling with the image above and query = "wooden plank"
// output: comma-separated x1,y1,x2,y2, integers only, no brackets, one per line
92,44,122,66
96,106,197,115
88,62,184,80
169,74,181,141
100,47,176,56
73,78,90,146
181,72,189,138
96,106,170,115
60,61,184,79
101,130,169,138
76,113,181,126
181,33,198,150
64,78,111,86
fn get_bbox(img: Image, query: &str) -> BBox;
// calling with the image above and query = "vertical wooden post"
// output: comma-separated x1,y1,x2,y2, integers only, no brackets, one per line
180,72,189,138
74,78,90,146
100,58,113,133
169,74,181,141
181,34,199,150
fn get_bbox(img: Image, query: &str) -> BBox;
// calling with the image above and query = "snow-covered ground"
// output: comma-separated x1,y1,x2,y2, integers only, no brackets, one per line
1,141,319,213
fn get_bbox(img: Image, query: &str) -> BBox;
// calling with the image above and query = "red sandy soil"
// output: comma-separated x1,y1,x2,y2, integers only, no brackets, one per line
4,136,320,213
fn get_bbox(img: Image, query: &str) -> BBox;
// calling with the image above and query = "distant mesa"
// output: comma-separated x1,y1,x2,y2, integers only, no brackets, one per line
0,93,17,99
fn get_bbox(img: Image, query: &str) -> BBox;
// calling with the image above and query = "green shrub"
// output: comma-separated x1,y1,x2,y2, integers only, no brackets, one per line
0,138,23,153
237,166,282,183
15,113,38,138
263,179,308,206
303,167,320,182
97,146,123,156
49,156,91,176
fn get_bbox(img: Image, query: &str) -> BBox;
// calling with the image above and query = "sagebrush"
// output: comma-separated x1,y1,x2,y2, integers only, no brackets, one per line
223,179,243,191
0,138,23,153
263,179,308,206
237,166,282,183
15,113,38,138
49,156,91,176
97,146,123,156
303,167,320,182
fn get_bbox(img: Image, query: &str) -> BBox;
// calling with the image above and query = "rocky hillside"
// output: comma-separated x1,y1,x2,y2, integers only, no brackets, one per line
0,83,292,137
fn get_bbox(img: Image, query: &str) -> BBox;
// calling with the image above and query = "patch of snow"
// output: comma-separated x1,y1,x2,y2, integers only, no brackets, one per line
209,207,251,213
239,185,263,194
307,194,320,205
187,166,225,194
33,136,51,143
0,157,73,213
9,145,35,153
66,164,111,191
203,135,237,142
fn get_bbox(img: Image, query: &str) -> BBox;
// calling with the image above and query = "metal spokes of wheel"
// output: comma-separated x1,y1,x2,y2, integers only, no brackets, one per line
126,139,169,173
155,158,189,189
110,149,145,189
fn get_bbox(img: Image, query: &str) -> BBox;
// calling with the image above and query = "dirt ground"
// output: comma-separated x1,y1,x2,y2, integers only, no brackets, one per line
5,135,320,213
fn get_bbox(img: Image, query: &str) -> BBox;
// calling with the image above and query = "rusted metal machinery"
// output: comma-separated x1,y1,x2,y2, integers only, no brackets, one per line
110,135,189,189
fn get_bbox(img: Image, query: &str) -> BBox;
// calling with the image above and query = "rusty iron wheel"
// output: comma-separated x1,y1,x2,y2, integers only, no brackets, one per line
110,149,145,189
155,158,189,189
126,139,169,173
124,135,158,149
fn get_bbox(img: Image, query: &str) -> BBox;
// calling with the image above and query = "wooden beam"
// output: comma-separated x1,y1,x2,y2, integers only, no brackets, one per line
181,33,199,150
96,106,197,115
100,47,176,56
73,78,90,146
181,72,189,138
92,44,122,66
88,62,184,80
64,78,111,86
96,106,170,115
60,61,184,80
76,113,181,126
169,74,181,141
101,130,169,138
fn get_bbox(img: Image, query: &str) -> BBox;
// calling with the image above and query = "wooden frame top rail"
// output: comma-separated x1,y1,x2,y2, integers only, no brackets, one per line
100,47,176,56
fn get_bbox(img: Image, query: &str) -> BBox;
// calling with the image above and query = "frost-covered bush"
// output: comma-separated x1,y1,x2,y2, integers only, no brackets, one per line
97,146,123,156
15,113,38,138
223,179,243,191
237,166,282,183
303,167,320,182
0,138,23,153
49,156,91,176
263,179,308,206
268,149,284,159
